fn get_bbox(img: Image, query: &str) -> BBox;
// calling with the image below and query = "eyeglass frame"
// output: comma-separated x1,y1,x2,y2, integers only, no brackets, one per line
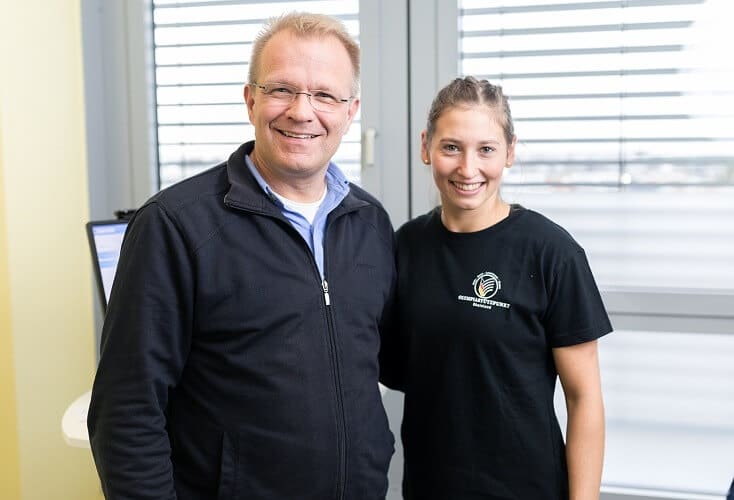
249,82,355,113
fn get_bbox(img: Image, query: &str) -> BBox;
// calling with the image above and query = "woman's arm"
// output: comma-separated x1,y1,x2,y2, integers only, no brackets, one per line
553,339,605,500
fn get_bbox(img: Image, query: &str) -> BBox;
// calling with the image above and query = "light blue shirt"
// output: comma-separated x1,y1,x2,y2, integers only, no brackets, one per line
244,154,350,279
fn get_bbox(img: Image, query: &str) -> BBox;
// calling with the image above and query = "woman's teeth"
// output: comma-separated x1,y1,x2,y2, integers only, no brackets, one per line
452,181,482,191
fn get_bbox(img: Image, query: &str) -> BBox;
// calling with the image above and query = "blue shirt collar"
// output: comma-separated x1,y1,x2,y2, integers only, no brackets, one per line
244,153,350,205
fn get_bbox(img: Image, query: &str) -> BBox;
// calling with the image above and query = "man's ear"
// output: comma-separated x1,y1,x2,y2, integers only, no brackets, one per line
244,84,255,122
345,96,360,131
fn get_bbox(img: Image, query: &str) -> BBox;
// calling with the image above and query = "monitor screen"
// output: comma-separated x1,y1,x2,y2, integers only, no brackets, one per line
85,220,129,312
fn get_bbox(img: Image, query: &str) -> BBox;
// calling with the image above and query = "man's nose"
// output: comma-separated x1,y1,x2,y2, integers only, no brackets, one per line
286,93,315,120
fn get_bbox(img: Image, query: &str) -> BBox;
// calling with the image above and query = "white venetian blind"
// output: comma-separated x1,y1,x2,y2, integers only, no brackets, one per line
151,0,361,189
459,0,734,188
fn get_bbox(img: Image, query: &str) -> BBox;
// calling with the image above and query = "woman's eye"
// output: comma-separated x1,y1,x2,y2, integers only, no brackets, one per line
443,144,459,152
480,146,495,154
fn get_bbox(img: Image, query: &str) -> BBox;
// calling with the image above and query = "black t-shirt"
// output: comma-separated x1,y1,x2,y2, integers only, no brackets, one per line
392,206,613,500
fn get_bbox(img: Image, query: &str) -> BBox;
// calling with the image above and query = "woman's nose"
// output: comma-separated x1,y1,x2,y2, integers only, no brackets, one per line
457,155,479,177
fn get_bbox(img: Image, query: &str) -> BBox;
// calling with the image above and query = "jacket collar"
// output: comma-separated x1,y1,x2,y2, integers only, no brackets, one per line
224,141,369,216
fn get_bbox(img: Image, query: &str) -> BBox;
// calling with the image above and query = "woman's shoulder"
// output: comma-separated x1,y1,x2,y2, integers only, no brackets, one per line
512,205,584,253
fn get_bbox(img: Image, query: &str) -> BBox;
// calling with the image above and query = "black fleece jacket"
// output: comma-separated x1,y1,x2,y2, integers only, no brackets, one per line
88,141,397,500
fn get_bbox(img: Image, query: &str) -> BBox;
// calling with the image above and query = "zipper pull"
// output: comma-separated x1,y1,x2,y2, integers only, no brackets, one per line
322,280,331,306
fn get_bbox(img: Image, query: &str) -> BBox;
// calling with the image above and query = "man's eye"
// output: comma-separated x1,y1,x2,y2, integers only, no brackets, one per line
271,87,293,94
313,91,338,103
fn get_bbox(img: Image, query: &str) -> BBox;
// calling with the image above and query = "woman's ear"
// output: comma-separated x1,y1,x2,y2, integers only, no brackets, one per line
420,130,430,165
506,135,517,167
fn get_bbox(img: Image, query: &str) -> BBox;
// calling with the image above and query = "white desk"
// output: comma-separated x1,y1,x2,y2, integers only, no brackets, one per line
62,390,91,448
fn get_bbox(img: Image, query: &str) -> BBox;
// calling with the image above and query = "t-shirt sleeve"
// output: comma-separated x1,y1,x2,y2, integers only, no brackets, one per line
544,249,613,347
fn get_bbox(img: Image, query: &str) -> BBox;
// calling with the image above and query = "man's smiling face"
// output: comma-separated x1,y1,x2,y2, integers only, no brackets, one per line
244,30,359,188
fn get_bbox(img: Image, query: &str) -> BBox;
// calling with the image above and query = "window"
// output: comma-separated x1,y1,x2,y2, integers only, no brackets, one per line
456,1,734,496
151,0,362,189
454,0,734,290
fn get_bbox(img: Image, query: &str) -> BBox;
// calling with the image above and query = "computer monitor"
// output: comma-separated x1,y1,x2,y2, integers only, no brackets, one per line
85,220,129,313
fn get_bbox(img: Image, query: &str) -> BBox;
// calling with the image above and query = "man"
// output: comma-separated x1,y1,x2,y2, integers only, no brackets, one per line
88,12,396,499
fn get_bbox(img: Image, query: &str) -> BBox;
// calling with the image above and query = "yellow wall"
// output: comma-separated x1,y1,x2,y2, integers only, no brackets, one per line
0,113,22,500
0,1,102,498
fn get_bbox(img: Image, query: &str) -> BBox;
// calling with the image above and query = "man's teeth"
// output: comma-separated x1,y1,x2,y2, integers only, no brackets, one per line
452,181,482,191
281,130,316,139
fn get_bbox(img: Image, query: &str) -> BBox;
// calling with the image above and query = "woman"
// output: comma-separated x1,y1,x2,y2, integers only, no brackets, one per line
381,76,612,499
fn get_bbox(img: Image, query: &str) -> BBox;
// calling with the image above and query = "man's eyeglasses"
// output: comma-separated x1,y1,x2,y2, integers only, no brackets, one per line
251,82,353,113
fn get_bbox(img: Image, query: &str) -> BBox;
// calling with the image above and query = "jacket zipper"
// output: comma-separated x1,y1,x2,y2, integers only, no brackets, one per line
321,279,346,500
226,201,353,500
272,230,347,499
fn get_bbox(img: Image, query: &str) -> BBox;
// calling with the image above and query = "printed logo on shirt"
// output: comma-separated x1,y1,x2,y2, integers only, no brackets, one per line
457,271,511,311
473,272,500,298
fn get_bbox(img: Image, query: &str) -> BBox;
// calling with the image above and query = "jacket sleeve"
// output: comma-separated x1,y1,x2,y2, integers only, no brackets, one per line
87,202,194,499
378,230,406,392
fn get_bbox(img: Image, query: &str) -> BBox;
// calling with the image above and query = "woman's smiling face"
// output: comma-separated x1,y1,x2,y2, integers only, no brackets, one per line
423,105,516,223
